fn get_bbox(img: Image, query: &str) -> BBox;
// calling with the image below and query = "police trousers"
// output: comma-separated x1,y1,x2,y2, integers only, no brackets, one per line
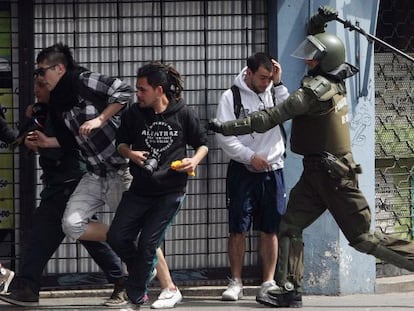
276,155,414,290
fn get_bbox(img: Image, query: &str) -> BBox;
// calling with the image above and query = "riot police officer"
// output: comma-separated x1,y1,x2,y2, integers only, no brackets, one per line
208,9,414,308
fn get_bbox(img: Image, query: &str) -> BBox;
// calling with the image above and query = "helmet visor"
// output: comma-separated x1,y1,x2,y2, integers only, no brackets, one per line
291,35,326,61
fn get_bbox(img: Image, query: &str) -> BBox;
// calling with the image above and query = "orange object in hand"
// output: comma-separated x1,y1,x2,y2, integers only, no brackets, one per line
170,160,195,176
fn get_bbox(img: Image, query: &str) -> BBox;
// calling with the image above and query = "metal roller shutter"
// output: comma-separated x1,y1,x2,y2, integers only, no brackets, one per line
32,0,268,285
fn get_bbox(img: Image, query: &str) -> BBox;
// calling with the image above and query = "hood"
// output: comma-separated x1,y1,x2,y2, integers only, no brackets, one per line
162,98,186,115
138,98,186,119
50,66,88,112
233,66,273,95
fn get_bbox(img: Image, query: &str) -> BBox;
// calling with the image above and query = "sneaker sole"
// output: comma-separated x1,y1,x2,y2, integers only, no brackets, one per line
257,294,303,308
222,293,243,301
150,301,182,309
0,293,39,307
102,300,128,307
256,295,287,307
150,293,183,309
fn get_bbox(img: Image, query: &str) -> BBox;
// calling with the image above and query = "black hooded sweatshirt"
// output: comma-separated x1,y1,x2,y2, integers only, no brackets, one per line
116,98,207,196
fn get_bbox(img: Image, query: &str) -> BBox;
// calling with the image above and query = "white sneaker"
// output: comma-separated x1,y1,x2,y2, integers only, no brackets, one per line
150,287,182,309
222,278,243,301
0,267,15,294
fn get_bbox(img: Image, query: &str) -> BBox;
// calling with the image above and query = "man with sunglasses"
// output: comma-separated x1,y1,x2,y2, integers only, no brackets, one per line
27,43,134,306
0,77,127,307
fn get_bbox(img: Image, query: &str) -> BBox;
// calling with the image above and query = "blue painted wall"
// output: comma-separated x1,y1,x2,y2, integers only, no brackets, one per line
269,0,379,294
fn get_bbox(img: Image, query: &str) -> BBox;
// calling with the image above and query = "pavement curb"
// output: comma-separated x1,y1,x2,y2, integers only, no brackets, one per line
39,274,414,299
375,274,414,294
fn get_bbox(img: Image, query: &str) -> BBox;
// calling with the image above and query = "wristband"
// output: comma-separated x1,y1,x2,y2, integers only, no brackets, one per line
274,81,283,87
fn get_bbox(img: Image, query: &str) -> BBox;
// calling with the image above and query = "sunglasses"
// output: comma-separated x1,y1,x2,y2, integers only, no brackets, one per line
33,64,57,77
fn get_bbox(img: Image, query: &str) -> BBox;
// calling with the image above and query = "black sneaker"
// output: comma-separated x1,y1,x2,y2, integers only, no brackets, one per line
0,286,39,307
103,277,128,307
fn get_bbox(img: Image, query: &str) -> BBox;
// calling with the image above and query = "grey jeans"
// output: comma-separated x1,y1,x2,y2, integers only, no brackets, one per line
62,168,132,240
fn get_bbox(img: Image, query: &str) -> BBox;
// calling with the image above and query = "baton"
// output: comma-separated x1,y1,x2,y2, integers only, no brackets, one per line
335,15,414,63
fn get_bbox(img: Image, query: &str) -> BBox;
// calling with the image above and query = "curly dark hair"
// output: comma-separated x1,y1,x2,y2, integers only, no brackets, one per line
137,62,184,101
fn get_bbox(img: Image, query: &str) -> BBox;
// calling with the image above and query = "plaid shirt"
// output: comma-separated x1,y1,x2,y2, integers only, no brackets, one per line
62,71,134,176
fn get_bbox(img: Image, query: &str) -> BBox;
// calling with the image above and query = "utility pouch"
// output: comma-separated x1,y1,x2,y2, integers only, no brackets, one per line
341,153,363,175
320,152,363,179
320,151,350,179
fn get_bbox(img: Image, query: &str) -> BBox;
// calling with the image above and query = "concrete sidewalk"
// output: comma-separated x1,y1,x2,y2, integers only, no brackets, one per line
36,273,414,298
0,275,412,310
1,291,412,311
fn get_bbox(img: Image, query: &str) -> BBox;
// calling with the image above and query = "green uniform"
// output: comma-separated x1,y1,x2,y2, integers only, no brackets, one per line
212,73,414,294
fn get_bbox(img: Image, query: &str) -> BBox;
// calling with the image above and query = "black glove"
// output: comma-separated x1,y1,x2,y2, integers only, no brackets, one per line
207,118,224,134
318,6,338,21
308,6,338,35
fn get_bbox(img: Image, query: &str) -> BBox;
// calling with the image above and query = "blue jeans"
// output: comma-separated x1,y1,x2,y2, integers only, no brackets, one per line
107,190,185,304
18,180,124,294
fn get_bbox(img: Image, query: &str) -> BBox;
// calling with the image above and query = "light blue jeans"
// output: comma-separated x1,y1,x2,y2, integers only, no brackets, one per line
62,168,132,240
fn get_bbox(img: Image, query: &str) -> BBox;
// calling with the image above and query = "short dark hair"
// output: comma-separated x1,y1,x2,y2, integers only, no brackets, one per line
137,62,184,101
247,52,273,73
36,43,77,69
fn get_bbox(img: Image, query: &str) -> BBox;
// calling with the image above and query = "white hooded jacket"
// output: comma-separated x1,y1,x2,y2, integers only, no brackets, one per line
215,66,289,171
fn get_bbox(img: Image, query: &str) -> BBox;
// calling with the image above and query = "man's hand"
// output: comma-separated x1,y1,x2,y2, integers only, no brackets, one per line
271,60,282,85
308,6,338,35
207,118,224,134
126,150,149,167
250,153,270,172
79,117,103,136
27,130,60,148
24,133,39,152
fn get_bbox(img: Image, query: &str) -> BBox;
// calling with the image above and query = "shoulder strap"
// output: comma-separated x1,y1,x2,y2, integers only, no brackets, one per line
230,85,242,119
302,75,338,101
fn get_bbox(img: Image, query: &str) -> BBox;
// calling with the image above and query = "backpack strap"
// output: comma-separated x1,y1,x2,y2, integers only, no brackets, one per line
231,84,287,157
230,85,242,119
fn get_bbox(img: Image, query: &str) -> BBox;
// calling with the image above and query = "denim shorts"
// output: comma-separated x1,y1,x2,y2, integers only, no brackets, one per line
226,160,286,234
